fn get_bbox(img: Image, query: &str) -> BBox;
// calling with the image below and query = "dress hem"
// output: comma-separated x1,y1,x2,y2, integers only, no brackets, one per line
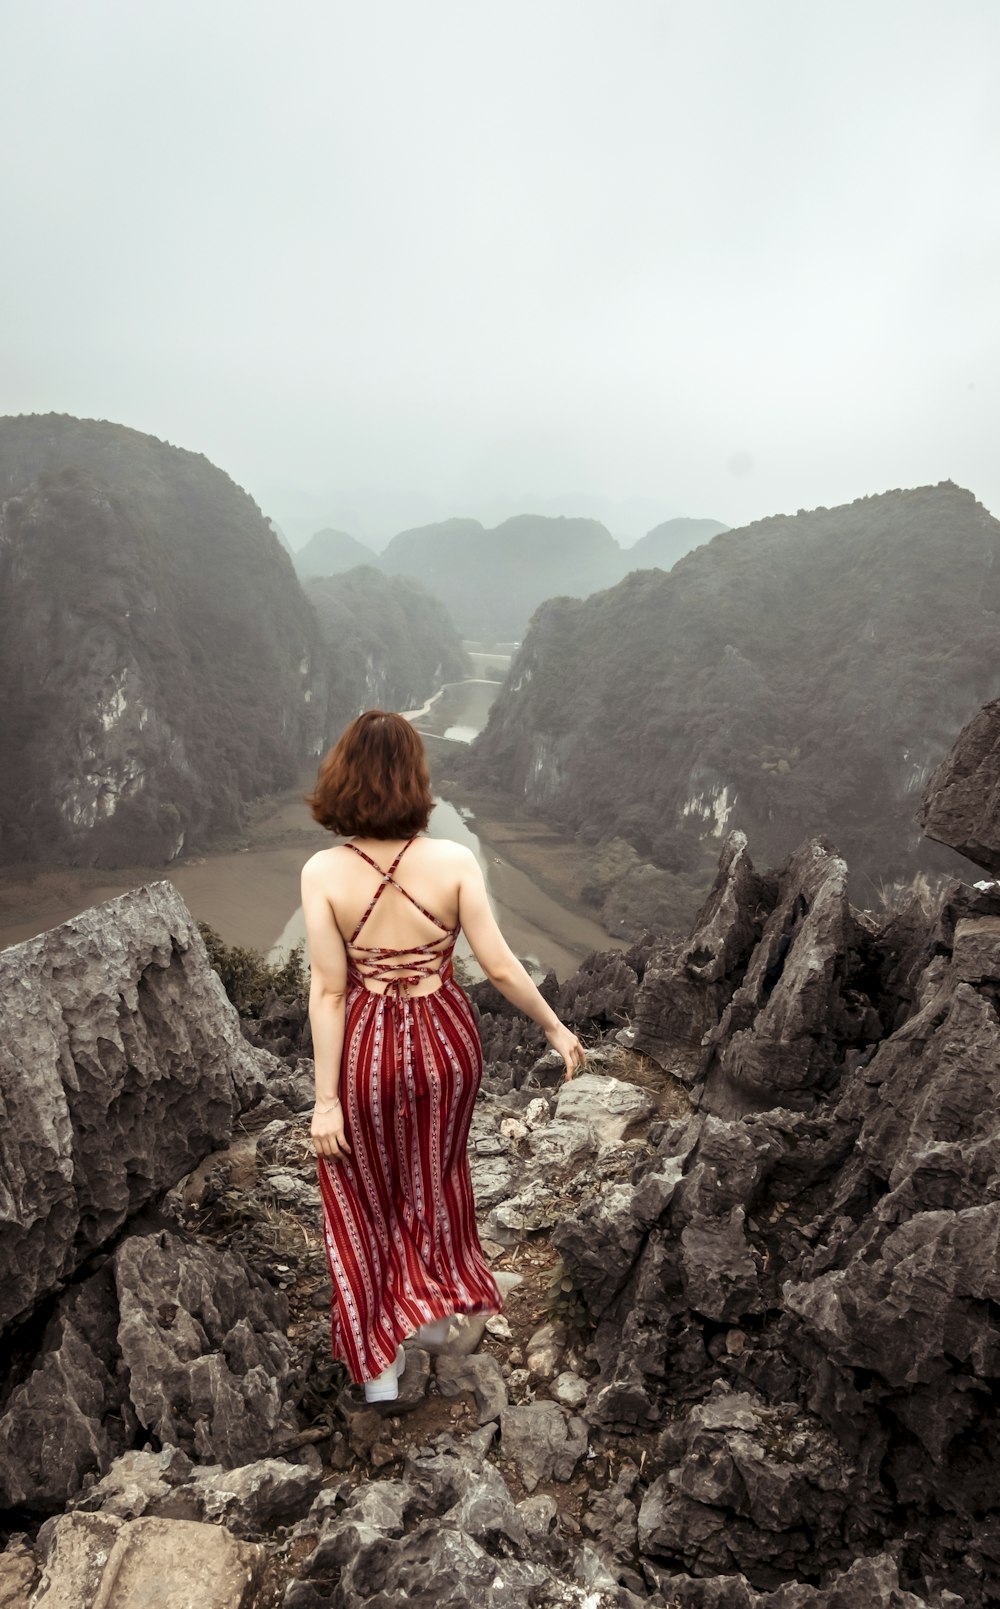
344,1293,504,1384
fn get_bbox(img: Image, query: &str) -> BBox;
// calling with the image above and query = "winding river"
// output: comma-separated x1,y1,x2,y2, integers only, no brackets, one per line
0,651,618,982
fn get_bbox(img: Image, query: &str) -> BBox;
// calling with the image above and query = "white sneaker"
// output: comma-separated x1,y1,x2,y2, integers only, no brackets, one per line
363,1345,405,1403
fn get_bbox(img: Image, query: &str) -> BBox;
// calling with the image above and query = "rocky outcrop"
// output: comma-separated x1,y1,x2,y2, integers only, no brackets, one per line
0,883,272,1334
636,1384,856,1585
550,829,1000,1602
0,1228,300,1509
634,833,884,1118
634,831,772,1069
8,780,1000,1602
921,694,1000,872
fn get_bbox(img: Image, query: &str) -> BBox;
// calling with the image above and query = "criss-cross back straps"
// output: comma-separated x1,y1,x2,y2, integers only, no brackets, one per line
344,837,455,945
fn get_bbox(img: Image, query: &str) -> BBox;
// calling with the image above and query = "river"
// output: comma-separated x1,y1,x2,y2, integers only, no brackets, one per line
0,651,620,982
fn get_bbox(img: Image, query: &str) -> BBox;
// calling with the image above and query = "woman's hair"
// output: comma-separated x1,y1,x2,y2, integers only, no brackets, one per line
306,710,434,839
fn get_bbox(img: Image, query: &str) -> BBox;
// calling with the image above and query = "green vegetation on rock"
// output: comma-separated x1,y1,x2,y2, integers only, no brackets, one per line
198,921,305,1016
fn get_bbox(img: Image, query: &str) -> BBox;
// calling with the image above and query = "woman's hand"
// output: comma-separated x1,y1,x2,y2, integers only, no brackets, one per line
312,1099,352,1160
545,1022,587,1080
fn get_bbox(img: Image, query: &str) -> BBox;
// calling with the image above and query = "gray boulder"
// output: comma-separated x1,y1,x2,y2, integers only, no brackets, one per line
0,882,273,1333
0,1228,300,1510
29,1510,265,1609
77,1447,320,1537
114,1230,299,1465
434,1352,508,1424
552,1072,654,1149
637,1385,855,1582
498,1401,588,1493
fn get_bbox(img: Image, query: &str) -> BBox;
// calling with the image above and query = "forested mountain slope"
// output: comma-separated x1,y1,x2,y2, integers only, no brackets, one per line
464,483,1000,927
0,415,327,866
307,567,469,729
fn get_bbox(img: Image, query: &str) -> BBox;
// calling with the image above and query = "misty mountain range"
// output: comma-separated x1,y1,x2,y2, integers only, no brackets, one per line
2,412,997,943
293,515,728,639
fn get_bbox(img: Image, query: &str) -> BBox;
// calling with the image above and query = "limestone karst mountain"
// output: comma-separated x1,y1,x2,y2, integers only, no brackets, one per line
0,416,468,870
293,510,728,640
306,566,469,731
292,525,381,578
0,414,328,867
463,482,1000,931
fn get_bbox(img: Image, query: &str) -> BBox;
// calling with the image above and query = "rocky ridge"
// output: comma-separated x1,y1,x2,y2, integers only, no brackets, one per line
3,698,1000,1605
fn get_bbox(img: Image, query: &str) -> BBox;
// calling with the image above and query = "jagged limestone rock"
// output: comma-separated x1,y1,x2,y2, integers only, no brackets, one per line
921,694,1000,873
637,1384,855,1582
114,1231,299,1466
634,831,771,1070
556,847,1000,1596
498,1402,588,1493
0,1266,130,1509
0,1229,300,1510
699,838,881,1118
0,882,273,1334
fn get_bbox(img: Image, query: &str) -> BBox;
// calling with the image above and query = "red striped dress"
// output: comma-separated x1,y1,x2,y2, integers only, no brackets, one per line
316,835,503,1383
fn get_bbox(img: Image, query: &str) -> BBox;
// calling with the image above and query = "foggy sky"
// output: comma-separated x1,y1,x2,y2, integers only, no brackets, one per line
2,0,998,544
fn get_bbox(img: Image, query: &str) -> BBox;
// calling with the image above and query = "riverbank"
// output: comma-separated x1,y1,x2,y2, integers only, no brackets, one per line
0,752,624,975
0,786,329,953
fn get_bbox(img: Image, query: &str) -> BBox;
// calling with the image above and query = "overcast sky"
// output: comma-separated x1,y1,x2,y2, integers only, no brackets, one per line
2,0,997,543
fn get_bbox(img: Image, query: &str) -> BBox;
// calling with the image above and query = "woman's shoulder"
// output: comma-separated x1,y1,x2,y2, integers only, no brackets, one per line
301,843,350,883
416,834,477,867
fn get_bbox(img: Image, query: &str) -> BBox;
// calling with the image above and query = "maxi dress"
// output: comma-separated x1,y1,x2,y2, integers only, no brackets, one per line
316,835,504,1383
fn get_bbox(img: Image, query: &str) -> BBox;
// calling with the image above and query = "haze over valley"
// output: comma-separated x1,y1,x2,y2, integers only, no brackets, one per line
2,411,998,973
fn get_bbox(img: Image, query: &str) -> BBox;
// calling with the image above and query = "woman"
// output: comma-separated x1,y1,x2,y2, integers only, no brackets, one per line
301,710,586,1404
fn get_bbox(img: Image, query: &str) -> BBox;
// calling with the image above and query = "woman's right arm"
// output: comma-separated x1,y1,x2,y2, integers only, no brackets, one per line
455,847,586,1079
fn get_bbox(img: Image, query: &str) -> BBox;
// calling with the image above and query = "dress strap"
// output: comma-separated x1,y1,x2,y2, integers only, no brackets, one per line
345,837,415,880
346,836,455,944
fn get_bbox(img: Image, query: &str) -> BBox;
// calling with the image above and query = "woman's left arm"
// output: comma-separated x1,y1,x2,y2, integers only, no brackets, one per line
301,855,352,1160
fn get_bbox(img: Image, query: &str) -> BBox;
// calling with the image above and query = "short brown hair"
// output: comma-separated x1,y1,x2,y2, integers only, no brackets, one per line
306,710,434,838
